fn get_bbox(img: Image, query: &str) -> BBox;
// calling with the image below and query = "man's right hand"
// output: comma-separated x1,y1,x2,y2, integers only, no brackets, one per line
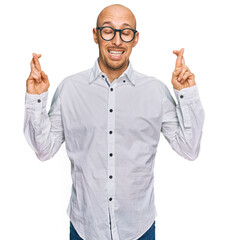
26,53,50,94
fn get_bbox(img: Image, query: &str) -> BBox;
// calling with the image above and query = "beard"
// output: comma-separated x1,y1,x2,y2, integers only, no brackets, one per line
104,59,128,71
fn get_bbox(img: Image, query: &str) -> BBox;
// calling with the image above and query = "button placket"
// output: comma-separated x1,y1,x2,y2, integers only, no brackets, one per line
107,80,117,234
102,74,111,87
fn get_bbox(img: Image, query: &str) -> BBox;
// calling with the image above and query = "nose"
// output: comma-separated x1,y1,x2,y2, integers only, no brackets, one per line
112,31,122,46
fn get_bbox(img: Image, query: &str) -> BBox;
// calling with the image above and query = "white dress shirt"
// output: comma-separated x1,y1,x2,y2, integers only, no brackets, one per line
24,59,205,240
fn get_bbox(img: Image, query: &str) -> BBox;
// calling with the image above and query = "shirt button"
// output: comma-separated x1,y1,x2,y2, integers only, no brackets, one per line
180,95,184,99
109,197,112,201
109,175,113,179
102,75,105,78
109,153,113,157
123,80,126,83
109,131,113,134
37,99,41,103
109,109,113,112
110,88,113,91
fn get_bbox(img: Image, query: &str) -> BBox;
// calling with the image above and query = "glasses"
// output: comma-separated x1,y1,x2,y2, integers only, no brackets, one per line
96,26,137,43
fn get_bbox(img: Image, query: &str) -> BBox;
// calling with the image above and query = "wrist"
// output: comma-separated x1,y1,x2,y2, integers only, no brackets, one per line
173,83,196,91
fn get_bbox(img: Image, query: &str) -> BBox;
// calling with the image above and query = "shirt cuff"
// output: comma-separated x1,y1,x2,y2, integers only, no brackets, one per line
173,85,200,107
25,91,48,111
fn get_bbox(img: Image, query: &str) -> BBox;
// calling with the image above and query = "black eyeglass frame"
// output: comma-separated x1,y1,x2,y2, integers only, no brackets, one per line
96,26,138,43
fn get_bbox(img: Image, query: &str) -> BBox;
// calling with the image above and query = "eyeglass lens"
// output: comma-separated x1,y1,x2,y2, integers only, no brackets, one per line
101,27,135,42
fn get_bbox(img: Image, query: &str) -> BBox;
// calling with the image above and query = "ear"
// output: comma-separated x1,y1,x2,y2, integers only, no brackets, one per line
132,32,139,47
93,28,98,44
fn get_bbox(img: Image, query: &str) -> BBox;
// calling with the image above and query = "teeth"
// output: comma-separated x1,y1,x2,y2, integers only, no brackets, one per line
109,50,123,55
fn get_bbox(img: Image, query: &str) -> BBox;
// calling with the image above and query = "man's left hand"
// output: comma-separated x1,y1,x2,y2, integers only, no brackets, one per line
172,48,196,90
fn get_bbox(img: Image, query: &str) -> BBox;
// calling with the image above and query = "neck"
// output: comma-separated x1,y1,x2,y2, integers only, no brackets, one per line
98,58,129,83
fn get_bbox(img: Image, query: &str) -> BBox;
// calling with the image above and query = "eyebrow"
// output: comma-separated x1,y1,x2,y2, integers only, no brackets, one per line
101,21,133,28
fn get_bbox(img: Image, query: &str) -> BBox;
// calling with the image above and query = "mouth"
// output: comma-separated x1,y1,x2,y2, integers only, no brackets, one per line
108,50,125,56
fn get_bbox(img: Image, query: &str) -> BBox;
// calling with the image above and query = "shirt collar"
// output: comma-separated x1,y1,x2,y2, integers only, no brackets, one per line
89,58,136,86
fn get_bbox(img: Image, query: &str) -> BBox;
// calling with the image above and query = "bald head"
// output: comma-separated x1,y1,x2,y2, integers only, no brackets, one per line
96,4,137,30
93,4,139,79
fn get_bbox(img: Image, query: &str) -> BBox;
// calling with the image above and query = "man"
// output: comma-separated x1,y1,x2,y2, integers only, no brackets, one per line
24,4,205,240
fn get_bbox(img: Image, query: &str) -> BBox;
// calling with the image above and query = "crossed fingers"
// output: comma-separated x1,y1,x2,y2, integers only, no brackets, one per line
33,53,42,72
30,53,41,72
173,48,191,83
174,48,184,68
29,53,42,83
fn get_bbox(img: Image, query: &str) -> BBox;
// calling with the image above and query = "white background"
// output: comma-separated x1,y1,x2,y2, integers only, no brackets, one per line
0,0,227,239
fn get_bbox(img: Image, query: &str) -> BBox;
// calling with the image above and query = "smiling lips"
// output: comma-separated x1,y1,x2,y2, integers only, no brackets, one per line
108,50,124,55
107,49,125,59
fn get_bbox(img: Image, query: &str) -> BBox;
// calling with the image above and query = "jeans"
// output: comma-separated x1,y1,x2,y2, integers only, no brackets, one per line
70,221,155,240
